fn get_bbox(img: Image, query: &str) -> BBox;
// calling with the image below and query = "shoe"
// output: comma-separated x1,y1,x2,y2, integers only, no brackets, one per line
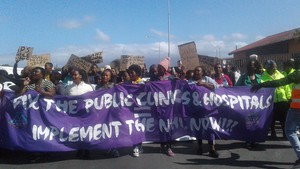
166,148,175,157
245,142,251,149
197,147,203,155
108,149,120,158
209,150,219,158
294,159,300,167
132,147,139,157
138,146,143,154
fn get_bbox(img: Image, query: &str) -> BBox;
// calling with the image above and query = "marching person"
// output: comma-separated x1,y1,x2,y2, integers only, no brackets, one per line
188,66,219,158
251,58,300,167
18,67,56,98
126,64,145,157
65,68,94,159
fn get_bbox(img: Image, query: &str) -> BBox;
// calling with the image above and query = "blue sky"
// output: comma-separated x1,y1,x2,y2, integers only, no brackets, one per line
0,0,299,68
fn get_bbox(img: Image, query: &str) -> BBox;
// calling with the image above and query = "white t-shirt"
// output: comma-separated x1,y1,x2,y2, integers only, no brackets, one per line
66,81,94,96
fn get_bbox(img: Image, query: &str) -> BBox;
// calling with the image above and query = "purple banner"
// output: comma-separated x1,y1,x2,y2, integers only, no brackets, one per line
0,80,274,151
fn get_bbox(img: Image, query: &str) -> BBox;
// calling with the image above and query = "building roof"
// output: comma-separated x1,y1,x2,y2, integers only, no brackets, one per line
229,28,300,55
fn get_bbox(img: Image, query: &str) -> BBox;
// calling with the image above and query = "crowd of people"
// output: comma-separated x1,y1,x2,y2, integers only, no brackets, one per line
1,55,300,166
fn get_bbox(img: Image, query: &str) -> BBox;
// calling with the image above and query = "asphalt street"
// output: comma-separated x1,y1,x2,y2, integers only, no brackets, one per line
0,127,298,169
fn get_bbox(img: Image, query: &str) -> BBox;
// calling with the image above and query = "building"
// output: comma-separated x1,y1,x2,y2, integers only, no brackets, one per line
229,28,300,73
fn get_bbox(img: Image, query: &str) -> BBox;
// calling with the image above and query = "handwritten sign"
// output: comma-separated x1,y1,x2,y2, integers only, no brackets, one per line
120,55,144,70
27,54,51,68
15,46,34,61
81,51,103,64
64,54,92,73
178,42,199,70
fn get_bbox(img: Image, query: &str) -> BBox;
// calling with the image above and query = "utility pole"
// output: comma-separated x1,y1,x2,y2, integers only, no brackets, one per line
167,0,170,59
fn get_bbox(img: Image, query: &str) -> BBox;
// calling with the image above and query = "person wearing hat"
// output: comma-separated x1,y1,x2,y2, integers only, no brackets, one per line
156,58,175,156
261,60,289,139
251,58,300,167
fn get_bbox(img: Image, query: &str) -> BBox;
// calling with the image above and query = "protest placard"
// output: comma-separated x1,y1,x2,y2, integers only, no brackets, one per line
27,54,51,67
64,54,92,72
81,51,103,64
120,55,144,70
15,46,34,62
178,42,200,70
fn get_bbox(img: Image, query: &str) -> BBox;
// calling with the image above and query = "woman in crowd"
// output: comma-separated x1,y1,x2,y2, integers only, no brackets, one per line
65,68,94,159
213,63,233,87
236,60,262,149
126,64,145,157
185,70,194,81
66,68,94,96
155,63,175,156
18,67,56,98
96,69,115,90
149,64,160,81
188,66,219,158
118,70,131,84
96,69,120,158
88,63,100,85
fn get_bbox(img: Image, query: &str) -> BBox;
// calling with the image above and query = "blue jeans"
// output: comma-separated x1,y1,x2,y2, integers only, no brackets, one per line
285,108,300,159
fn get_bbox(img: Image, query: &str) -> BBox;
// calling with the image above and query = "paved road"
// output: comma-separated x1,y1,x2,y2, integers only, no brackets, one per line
0,129,298,169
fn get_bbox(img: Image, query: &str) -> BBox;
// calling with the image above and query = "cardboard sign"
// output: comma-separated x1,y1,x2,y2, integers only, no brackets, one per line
27,54,51,68
120,55,144,70
15,46,34,61
178,42,199,70
81,51,103,64
64,54,92,73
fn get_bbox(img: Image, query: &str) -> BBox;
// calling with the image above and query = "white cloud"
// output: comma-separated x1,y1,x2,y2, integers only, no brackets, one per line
192,33,250,57
202,34,216,41
223,33,247,41
2,32,259,69
58,15,94,29
59,20,82,29
47,41,180,68
95,29,110,42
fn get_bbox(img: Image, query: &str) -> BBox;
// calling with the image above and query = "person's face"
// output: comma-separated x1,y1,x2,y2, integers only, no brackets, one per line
193,67,203,80
111,69,117,76
128,69,139,82
247,61,256,74
50,73,61,83
267,65,277,75
157,66,165,76
31,68,43,81
92,65,98,73
72,70,82,84
45,64,52,73
226,65,231,71
101,70,111,84
215,64,223,74
151,67,158,76
96,76,102,85
122,72,130,82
